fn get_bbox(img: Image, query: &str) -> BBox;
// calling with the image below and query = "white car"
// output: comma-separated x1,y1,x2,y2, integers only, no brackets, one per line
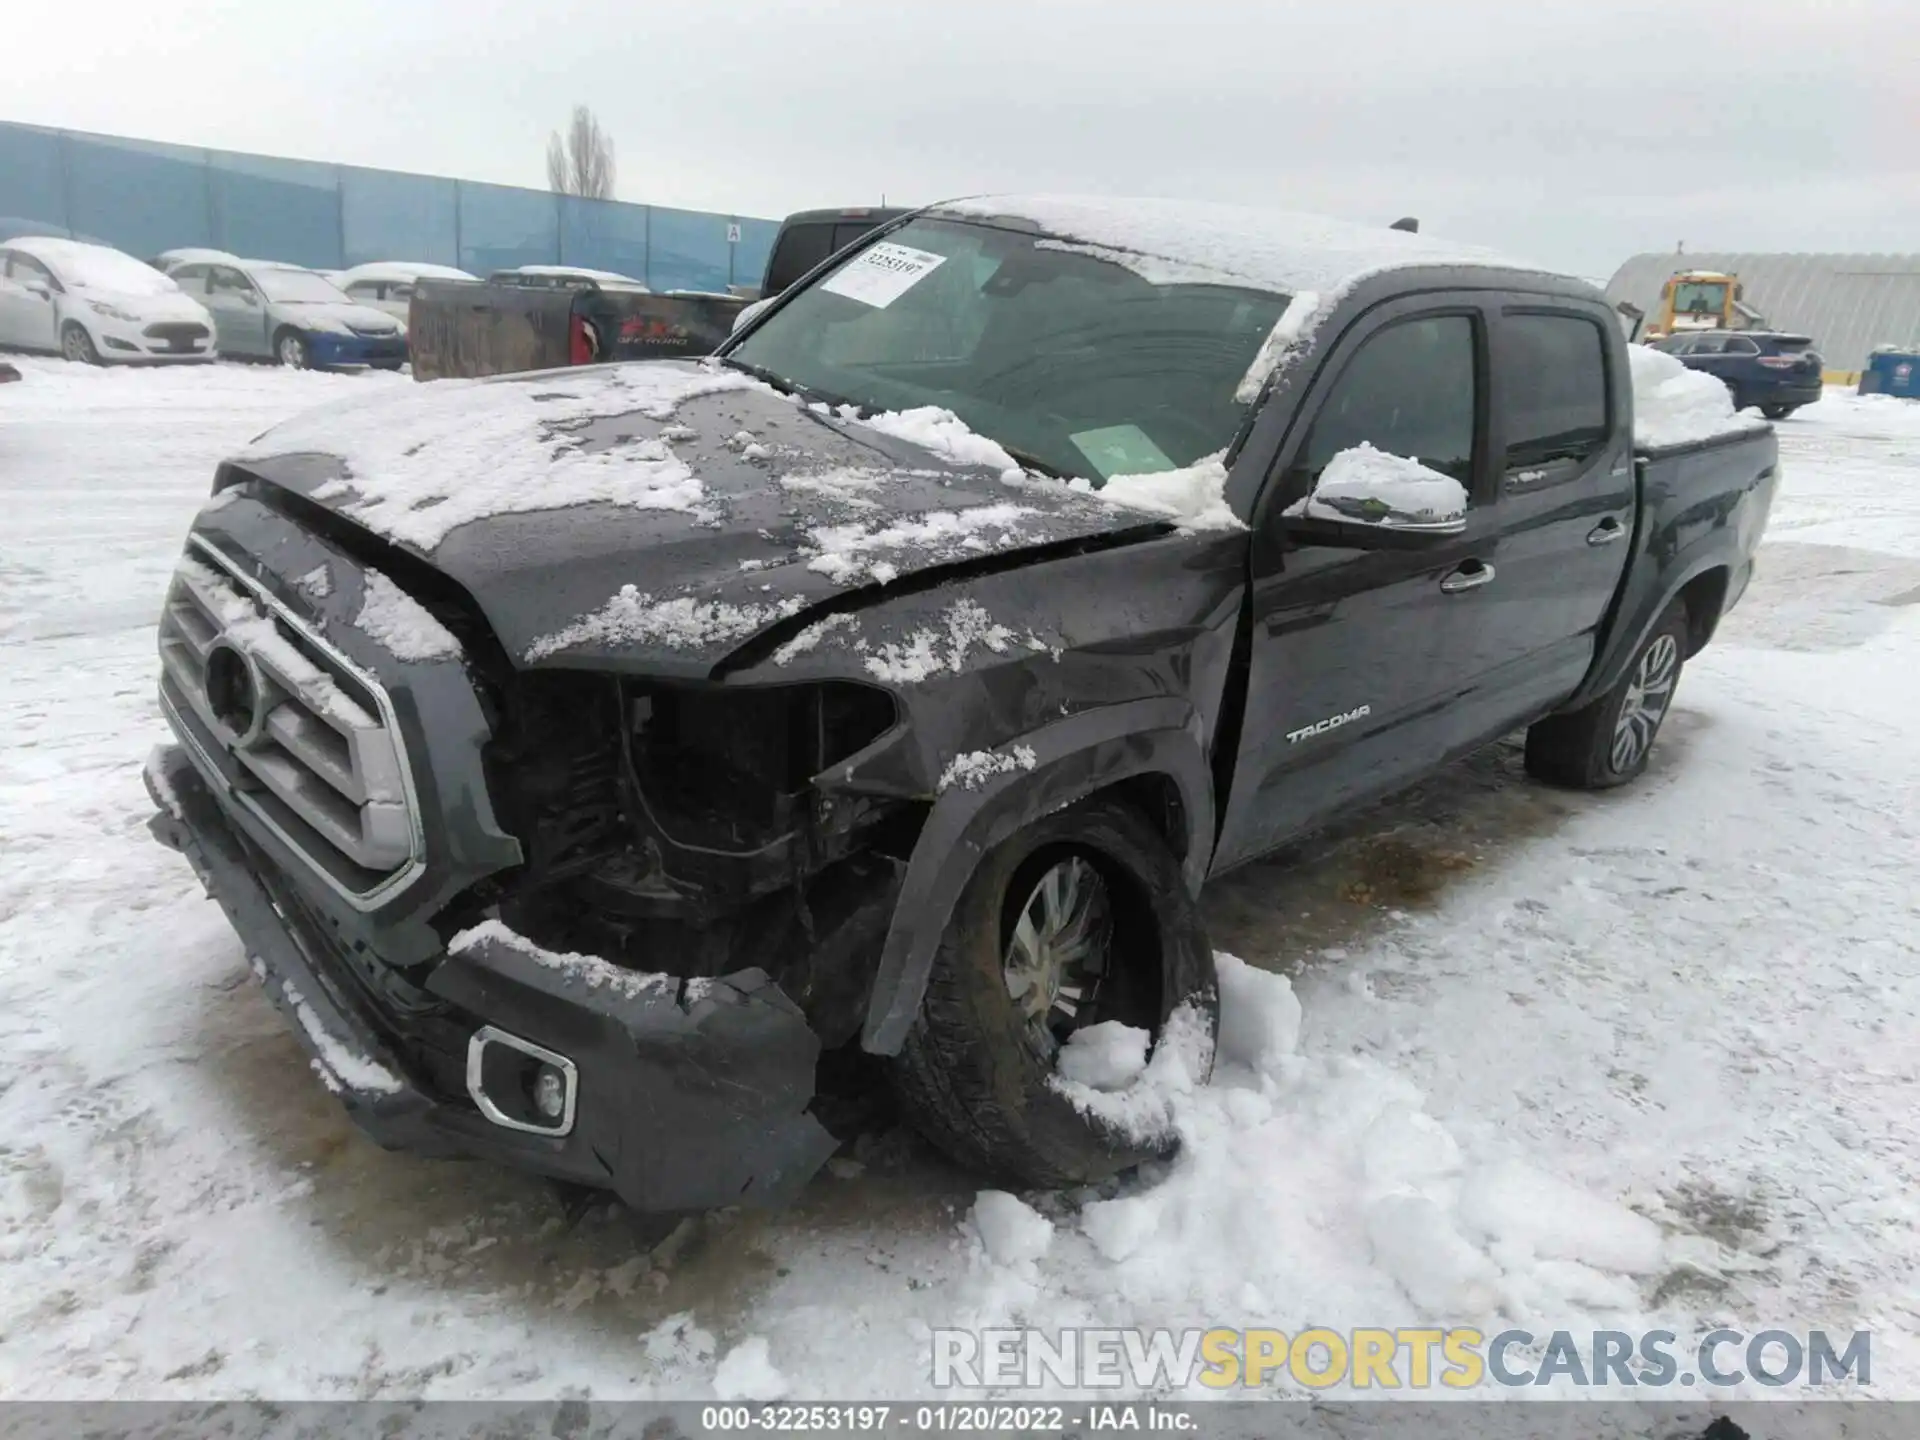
0,237,218,364
338,261,478,323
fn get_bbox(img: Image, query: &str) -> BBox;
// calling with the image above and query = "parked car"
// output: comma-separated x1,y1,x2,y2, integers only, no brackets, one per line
0,236,217,364
1651,329,1824,419
486,265,649,293
731,205,913,331
144,197,1777,1219
339,262,479,323
156,254,406,369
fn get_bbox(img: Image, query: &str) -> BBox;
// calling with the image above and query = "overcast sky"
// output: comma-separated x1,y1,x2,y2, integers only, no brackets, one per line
8,0,1915,277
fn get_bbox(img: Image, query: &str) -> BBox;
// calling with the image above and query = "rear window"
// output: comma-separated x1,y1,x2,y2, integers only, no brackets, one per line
763,225,837,294
1502,313,1611,470
1770,337,1813,353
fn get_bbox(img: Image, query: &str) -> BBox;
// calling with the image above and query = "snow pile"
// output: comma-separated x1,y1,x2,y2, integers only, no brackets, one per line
863,598,1022,684
1287,443,1469,528
842,405,1025,480
1629,343,1770,449
971,1192,1055,1265
525,584,806,662
294,564,333,600
936,745,1038,793
712,1337,791,1401
806,502,1037,586
1090,452,1242,532
778,465,923,510
1055,1020,1151,1091
982,953,1685,1387
240,365,760,550
354,570,461,663
283,979,403,1096
448,919,676,1002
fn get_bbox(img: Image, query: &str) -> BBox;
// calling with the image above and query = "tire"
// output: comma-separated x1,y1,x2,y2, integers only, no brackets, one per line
274,330,310,369
60,322,102,366
1760,403,1794,421
1524,602,1689,790
890,796,1218,1189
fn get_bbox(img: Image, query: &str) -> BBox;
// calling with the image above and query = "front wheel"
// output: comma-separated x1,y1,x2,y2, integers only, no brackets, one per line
1760,402,1795,421
1525,602,1689,789
60,322,102,365
889,796,1218,1188
275,330,310,369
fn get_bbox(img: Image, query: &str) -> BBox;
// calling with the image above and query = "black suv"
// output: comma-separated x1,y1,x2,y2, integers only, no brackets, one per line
1654,329,1824,419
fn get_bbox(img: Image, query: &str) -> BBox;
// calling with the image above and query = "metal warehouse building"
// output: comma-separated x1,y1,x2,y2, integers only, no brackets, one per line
1606,251,1920,380
0,120,779,295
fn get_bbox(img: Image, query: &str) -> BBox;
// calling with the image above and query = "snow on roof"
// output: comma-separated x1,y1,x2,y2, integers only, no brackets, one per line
154,247,240,266
340,261,478,286
931,194,1563,298
499,264,649,289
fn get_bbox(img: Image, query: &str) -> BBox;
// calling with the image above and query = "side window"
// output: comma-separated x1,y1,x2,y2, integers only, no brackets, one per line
345,281,376,301
210,266,255,297
172,264,209,295
390,282,413,301
1294,315,1479,489
1687,334,1727,355
1502,313,1611,471
1723,336,1759,355
11,254,57,290
1654,336,1689,354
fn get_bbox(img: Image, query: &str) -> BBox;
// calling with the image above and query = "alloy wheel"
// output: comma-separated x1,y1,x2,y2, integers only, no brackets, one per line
1002,854,1112,1063
1611,633,1680,773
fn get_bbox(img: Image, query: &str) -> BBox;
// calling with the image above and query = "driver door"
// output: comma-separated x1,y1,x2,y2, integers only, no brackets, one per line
0,252,63,351
1211,299,1501,871
206,265,269,356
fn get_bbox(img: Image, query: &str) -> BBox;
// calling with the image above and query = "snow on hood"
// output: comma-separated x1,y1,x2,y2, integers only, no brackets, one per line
1629,344,1772,449
278,300,404,332
230,363,1169,674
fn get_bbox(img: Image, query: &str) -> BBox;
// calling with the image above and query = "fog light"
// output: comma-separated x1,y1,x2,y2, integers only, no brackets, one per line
466,1025,578,1136
533,1065,568,1120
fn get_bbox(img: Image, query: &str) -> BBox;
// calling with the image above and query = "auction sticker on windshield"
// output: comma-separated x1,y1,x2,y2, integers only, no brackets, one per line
819,242,948,308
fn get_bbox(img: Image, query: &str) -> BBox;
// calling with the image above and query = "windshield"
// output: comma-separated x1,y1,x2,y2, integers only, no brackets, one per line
54,247,179,296
729,217,1291,483
1671,281,1728,317
256,268,351,304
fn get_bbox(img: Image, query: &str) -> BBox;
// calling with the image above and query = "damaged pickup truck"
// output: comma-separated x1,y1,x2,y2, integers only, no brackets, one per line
144,195,1778,1216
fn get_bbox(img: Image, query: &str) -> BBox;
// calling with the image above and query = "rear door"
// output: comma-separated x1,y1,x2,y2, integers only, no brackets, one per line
1212,297,1500,870
1469,304,1636,725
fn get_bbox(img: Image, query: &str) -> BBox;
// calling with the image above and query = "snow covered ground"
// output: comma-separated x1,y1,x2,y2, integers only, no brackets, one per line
2,357,1918,1401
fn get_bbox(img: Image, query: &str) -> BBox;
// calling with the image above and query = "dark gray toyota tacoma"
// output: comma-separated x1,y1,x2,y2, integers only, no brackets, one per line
144,196,1778,1215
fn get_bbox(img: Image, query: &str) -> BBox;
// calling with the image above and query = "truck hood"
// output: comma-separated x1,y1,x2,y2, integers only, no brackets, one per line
230,361,1167,675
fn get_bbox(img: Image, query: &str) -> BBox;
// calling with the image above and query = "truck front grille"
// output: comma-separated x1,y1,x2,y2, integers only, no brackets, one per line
157,538,424,908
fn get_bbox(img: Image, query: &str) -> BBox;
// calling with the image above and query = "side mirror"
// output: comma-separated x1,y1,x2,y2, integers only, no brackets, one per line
25,284,53,301
1283,443,1468,544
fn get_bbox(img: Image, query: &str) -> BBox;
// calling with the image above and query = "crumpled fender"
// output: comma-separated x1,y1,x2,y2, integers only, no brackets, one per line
859,696,1215,1055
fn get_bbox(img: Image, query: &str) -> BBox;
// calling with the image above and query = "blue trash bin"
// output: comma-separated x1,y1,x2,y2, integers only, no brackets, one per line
1860,348,1920,399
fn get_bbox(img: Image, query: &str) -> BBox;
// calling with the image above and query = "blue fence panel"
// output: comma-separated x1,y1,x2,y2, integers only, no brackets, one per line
0,120,777,288
65,131,213,260
648,205,733,294
458,182,559,276
340,167,459,269
209,150,342,269
731,216,778,293
0,124,68,240
559,195,649,281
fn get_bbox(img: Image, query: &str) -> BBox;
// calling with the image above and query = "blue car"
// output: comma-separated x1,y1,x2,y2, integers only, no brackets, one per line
1652,330,1824,420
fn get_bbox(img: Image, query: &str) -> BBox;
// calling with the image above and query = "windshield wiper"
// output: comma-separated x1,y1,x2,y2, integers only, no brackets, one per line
718,356,847,408
999,446,1075,481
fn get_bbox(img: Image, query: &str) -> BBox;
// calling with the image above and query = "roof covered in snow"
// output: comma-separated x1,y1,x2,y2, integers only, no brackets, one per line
339,261,478,286
931,194,1568,298
1607,251,1920,371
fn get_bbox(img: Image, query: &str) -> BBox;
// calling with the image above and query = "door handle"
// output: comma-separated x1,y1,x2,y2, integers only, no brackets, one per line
1587,518,1625,546
1439,560,1495,594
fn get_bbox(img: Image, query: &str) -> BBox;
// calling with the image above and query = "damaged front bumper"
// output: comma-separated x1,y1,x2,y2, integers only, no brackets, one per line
144,743,838,1213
